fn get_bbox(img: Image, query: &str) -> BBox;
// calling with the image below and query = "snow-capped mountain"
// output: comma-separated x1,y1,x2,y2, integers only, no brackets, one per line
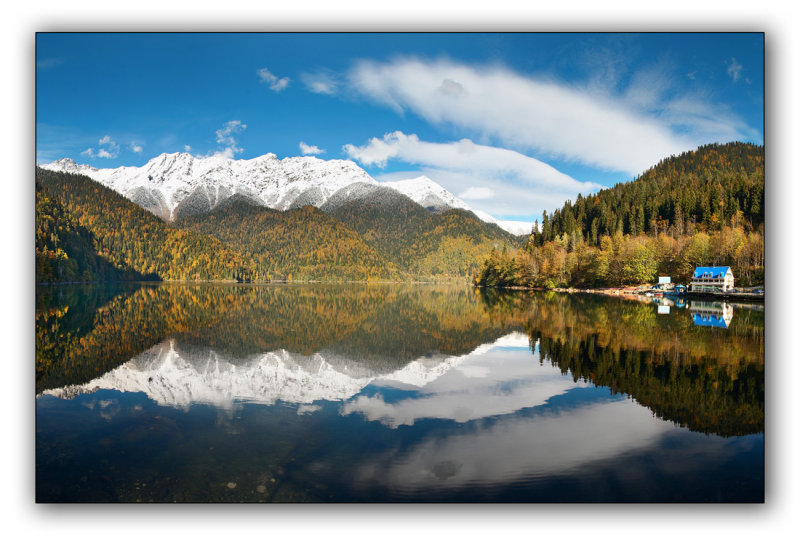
471,211,536,236
41,153,532,235
42,153,378,221
380,176,473,213
379,176,532,235
318,181,409,213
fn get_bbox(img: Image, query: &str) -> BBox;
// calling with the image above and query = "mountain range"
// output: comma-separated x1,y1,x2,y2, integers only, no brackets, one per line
35,152,522,282
41,153,532,235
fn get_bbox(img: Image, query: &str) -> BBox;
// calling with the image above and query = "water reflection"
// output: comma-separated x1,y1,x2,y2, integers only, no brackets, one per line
355,398,675,492
44,331,592,431
38,285,764,436
690,301,734,328
342,334,578,427
42,339,473,411
36,283,520,393
36,284,764,502
500,291,764,437
649,294,765,331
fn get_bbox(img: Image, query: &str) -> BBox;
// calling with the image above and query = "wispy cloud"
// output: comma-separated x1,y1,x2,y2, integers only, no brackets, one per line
342,57,755,176
345,131,601,220
299,141,324,155
129,142,143,153
213,120,246,158
727,57,743,82
622,60,676,110
300,70,340,95
257,67,290,92
81,135,120,159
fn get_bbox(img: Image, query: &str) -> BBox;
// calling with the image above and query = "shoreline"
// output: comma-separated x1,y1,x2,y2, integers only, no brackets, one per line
475,284,765,302
36,280,766,302
35,278,464,287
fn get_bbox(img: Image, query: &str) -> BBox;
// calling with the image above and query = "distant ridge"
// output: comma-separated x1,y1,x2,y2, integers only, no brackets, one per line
42,153,532,235
42,153,377,221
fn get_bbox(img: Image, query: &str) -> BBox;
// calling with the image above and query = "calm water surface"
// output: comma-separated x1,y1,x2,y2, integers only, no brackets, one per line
35,283,764,502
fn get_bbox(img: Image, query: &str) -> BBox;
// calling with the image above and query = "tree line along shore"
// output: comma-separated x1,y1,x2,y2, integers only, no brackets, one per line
474,142,764,291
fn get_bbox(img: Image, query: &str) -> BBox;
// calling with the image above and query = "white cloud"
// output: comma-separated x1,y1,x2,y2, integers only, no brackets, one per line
343,134,401,168
438,78,465,97
215,120,245,146
129,142,143,153
345,131,596,191
346,131,601,220
345,57,755,175
430,169,587,222
299,141,324,155
82,134,119,159
184,145,192,152
213,120,246,158
257,67,290,92
660,98,746,141
727,57,743,82
459,186,494,200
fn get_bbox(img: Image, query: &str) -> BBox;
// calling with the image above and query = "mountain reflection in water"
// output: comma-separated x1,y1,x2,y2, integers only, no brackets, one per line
35,284,764,502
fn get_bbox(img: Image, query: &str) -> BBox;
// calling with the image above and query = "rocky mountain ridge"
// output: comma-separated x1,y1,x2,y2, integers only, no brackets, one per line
42,153,530,235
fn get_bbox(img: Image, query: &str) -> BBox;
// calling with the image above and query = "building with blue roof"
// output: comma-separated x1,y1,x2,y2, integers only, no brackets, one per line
690,266,734,293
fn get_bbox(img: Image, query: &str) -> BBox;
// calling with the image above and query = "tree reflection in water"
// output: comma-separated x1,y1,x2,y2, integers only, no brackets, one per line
37,284,763,436
480,289,764,436
35,283,764,502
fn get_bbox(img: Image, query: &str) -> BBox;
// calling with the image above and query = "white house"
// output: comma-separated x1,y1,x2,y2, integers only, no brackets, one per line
690,266,734,293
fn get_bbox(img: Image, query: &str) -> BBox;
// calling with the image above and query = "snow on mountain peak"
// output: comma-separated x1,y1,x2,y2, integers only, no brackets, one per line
40,152,530,234
381,175,473,213
41,152,378,220
380,176,532,235
42,158,98,175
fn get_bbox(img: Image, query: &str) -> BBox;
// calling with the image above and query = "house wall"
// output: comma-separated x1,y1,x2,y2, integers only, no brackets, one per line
690,270,734,292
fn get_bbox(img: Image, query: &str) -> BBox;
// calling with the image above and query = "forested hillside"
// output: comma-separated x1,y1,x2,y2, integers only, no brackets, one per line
174,197,400,281
36,168,253,283
476,142,765,289
36,168,520,283
535,142,763,243
36,181,144,282
326,189,521,278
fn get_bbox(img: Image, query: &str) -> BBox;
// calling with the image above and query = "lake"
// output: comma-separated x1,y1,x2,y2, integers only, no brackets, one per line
35,283,764,502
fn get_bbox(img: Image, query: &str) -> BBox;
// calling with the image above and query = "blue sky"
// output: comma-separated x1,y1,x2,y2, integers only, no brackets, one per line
36,33,764,224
